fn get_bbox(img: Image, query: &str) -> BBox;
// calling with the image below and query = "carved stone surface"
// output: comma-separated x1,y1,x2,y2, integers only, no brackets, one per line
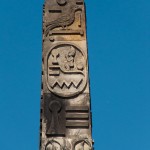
40,0,94,149
43,0,85,42
44,94,66,136
45,43,87,97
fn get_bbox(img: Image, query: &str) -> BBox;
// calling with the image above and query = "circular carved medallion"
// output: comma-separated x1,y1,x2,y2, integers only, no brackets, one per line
45,43,87,97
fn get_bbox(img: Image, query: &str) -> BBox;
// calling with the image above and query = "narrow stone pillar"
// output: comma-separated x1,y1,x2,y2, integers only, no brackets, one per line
40,0,94,149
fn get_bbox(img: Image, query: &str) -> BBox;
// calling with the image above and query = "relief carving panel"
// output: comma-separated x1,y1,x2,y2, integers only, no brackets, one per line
44,94,66,136
43,0,85,41
45,43,87,97
40,0,94,149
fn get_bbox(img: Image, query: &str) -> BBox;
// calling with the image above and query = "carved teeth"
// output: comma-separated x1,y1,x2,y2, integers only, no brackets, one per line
51,79,83,89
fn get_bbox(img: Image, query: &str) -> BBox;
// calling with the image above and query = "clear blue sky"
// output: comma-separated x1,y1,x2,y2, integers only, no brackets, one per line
0,0,150,150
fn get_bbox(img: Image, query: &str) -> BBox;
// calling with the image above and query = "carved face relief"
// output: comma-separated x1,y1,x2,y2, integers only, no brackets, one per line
45,43,87,97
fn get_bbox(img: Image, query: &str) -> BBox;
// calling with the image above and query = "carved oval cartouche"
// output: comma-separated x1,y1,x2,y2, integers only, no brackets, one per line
46,43,87,97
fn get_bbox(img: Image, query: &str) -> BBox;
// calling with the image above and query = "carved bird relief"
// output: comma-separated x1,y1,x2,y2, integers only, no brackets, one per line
45,4,81,36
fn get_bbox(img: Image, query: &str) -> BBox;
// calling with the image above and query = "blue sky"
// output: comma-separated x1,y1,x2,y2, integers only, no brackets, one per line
0,0,150,150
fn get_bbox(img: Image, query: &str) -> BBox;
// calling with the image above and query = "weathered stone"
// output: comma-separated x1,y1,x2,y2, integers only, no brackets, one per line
40,0,94,149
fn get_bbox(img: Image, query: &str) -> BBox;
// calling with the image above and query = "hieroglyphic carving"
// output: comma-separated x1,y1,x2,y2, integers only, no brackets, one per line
73,138,92,150
40,0,94,149
57,0,67,6
44,94,66,136
48,101,62,134
45,139,61,150
44,137,92,150
43,0,85,41
72,136,93,150
66,106,89,128
45,5,80,36
45,43,87,97
45,138,72,150
76,0,84,5
44,94,90,137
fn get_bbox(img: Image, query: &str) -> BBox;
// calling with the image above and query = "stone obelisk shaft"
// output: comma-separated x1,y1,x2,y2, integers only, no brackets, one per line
40,0,94,149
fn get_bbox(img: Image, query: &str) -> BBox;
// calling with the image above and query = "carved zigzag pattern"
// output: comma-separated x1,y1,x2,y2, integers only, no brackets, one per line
51,79,83,89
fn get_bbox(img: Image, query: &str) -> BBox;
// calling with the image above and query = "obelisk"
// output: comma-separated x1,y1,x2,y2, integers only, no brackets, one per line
40,0,94,149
